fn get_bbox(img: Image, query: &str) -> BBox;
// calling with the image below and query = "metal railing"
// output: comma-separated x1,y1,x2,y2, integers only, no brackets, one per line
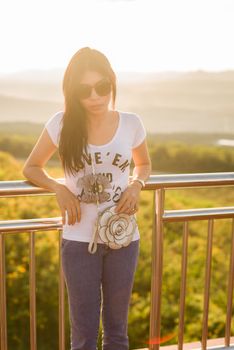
0,172,234,350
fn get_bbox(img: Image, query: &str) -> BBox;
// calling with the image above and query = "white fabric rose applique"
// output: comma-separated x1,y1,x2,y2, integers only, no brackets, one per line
97,206,137,248
76,173,112,203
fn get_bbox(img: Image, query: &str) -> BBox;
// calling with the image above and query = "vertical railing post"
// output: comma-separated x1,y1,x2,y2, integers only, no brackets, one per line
0,233,8,350
58,229,65,350
201,219,214,350
29,230,37,350
178,221,189,350
225,218,234,347
149,188,165,350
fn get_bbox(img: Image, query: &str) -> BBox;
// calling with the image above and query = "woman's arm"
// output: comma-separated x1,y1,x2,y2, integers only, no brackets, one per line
115,139,152,214
22,128,61,192
130,139,152,188
22,128,81,225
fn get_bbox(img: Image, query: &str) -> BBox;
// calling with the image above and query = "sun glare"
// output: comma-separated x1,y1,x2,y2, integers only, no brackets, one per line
0,0,233,73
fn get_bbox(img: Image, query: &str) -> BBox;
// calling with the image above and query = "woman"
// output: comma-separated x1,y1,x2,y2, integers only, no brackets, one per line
22,47,151,350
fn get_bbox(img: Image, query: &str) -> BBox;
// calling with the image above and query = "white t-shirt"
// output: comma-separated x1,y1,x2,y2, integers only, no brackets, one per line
44,109,147,243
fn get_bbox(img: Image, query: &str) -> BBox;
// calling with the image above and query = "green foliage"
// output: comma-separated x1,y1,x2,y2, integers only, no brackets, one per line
150,141,234,173
0,135,59,161
1,132,234,173
0,151,22,180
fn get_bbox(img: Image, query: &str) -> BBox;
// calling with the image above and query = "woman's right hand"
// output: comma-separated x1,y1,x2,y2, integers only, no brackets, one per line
54,183,81,225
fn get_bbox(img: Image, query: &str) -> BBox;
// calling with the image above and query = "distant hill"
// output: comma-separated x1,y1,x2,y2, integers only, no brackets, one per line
0,94,62,123
0,121,45,136
0,69,234,133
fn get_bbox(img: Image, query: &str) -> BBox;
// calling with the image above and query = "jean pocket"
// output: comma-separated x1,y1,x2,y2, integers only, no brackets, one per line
61,238,70,249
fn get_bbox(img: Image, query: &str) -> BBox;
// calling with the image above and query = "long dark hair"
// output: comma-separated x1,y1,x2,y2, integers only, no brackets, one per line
59,47,117,176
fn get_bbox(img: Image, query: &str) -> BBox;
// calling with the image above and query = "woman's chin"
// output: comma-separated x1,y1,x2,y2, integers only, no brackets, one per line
88,105,108,114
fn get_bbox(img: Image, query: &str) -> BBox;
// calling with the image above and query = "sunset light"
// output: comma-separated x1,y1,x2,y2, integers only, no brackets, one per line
0,0,234,74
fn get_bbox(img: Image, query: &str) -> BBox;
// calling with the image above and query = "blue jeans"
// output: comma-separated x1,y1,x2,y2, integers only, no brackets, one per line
61,238,140,350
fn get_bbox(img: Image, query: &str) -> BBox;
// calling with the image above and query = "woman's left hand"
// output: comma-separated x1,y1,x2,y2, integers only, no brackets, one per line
114,181,142,215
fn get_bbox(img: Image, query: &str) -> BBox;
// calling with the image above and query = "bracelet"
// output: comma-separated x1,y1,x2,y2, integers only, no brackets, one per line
129,178,145,188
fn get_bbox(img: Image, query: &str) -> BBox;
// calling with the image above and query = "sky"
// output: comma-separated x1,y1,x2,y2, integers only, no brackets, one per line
0,0,234,74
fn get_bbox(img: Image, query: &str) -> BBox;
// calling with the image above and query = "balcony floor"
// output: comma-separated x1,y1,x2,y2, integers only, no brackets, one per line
133,337,234,350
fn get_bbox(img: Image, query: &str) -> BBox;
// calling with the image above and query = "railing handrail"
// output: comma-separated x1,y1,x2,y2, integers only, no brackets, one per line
1,206,234,234
0,217,62,233
0,172,234,197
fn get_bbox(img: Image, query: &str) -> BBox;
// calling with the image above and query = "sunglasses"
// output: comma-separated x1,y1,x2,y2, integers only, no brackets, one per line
77,78,112,99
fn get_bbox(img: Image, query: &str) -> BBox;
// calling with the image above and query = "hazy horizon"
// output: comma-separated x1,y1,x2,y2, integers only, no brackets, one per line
1,67,234,77
0,69,233,134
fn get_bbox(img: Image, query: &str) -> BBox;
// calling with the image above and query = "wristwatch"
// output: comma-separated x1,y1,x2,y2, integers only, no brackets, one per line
130,177,146,188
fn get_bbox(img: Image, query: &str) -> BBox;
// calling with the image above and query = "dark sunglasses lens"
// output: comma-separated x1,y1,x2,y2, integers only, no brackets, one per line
77,85,91,99
95,80,111,96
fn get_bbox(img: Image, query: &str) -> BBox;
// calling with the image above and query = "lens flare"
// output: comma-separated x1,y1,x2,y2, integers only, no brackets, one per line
144,333,176,345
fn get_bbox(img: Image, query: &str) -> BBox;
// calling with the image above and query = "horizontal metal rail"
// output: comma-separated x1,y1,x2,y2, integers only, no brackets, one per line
0,217,62,233
163,207,234,222
1,207,234,233
0,172,234,197
0,178,65,197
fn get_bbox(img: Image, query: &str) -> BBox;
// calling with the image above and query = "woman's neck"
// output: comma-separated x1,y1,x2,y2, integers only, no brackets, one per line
86,109,113,127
